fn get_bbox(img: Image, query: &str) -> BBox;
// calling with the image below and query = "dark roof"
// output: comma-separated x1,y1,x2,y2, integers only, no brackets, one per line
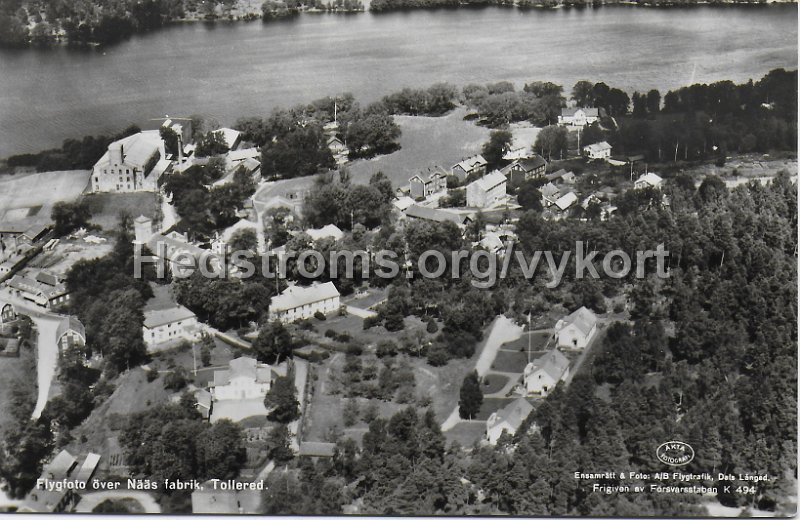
517,156,547,172
405,205,471,226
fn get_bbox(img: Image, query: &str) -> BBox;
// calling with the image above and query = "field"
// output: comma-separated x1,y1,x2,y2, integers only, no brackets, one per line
84,192,161,232
348,107,490,189
0,170,90,224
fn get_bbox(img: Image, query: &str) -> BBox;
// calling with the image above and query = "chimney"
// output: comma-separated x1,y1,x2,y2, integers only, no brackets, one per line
109,143,123,166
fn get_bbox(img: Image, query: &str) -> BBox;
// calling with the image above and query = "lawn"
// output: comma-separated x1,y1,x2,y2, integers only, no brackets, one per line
501,330,552,353
348,107,490,190
84,192,161,232
491,349,534,374
0,170,90,218
480,373,510,395
443,421,486,448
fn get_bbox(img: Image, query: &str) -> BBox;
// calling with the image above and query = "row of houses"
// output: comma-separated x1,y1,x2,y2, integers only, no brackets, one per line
486,306,600,444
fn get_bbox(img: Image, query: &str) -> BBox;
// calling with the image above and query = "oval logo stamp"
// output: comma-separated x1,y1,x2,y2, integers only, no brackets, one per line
656,441,695,466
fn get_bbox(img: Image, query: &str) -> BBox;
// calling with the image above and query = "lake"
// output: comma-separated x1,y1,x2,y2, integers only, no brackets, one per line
0,4,796,157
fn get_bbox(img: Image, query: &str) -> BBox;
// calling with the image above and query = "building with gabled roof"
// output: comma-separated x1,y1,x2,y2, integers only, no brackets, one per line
539,182,561,207
486,397,534,445
209,357,272,423
451,154,488,183
501,155,547,186
466,170,507,208
555,306,598,350
305,224,344,243
216,128,242,151
583,141,612,160
142,304,200,351
56,316,86,354
404,205,473,227
5,270,70,309
269,282,341,323
554,192,578,212
523,350,570,396
634,172,664,190
409,168,447,199
91,131,166,193
19,450,101,513
558,107,599,126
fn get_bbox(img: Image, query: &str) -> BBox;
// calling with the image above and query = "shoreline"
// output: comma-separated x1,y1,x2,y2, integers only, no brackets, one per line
2,0,795,50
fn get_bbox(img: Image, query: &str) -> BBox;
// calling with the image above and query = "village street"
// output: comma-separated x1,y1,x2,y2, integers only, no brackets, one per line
0,288,66,419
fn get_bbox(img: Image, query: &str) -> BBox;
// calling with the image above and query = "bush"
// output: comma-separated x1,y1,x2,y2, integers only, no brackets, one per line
336,332,352,343
363,316,380,329
314,310,327,321
346,344,364,356
146,370,159,383
426,319,438,334
376,340,397,357
426,344,450,366
164,368,189,391
343,399,360,427
361,401,380,423
325,329,337,338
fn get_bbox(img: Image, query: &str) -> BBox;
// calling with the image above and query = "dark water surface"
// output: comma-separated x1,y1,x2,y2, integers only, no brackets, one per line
0,4,796,156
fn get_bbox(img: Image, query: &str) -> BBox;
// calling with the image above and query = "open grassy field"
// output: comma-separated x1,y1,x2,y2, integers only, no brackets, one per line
84,192,161,232
348,108,490,189
0,170,90,224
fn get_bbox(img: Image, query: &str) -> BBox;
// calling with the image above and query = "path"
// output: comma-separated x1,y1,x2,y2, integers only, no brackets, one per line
159,194,178,233
441,315,522,431
74,491,161,513
0,289,67,419
287,358,309,452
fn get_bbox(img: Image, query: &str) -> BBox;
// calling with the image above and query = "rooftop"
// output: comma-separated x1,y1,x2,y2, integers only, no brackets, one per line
559,306,598,336
469,170,506,192
270,282,340,313
96,131,163,170
453,154,487,172
528,349,570,381
488,397,534,431
143,305,196,329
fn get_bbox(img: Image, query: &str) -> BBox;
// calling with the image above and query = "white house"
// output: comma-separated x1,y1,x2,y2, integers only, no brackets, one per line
142,304,201,351
209,357,273,423
558,107,599,126
91,131,168,193
305,224,344,243
486,397,534,445
634,172,664,190
554,306,598,350
583,141,612,160
523,349,570,396
269,282,341,323
466,170,507,208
